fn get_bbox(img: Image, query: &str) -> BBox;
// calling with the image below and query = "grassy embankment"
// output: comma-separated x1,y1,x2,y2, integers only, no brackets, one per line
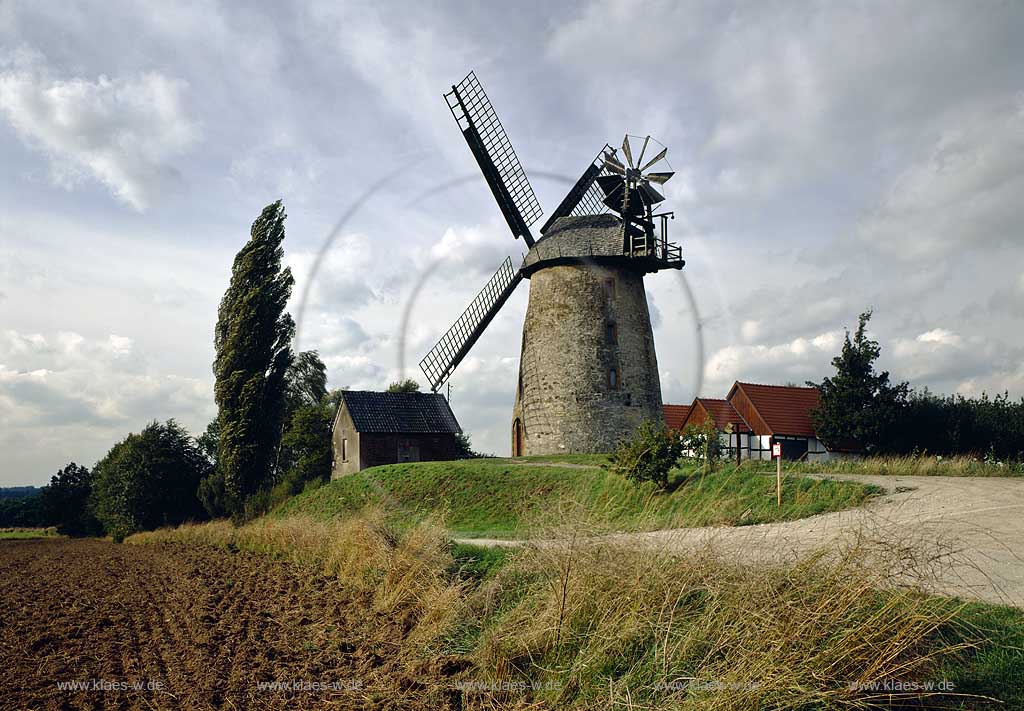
0,527,61,540
273,458,881,539
130,510,1024,709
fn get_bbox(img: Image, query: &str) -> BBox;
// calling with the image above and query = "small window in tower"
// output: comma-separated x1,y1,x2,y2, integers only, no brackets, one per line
603,278,616,301
606,322,618,344
609,368,620,390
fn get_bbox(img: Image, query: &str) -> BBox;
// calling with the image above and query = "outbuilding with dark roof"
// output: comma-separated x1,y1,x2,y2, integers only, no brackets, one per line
331,391,463,476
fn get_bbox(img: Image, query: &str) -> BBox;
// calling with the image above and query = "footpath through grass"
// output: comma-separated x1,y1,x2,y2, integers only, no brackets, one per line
274,458,880,538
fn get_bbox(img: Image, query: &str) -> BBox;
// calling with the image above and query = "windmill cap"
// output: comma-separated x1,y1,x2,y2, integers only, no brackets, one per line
521,214,662,276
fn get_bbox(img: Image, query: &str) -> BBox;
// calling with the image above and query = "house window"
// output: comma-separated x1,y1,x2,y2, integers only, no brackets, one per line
341,438,348,462
609,367,620,390
603,278,616,301
605,321,618,345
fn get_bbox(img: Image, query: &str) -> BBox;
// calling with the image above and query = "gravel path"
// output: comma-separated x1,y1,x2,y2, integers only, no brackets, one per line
461,474,1024,607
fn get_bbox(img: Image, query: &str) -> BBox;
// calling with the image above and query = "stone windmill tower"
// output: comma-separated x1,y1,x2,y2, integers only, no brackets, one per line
420,72,684,456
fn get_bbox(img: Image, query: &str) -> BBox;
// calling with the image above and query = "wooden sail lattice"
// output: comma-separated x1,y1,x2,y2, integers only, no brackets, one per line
419,256,523,392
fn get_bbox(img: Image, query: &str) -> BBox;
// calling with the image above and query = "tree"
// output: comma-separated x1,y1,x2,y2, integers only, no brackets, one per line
386,378,420,393
39,462,102,536
278,400,334,486
196,417,220,464
610,420,683,490
90,420,208,541
680,417,724,473
810,310,908,452
195,417,227,518
285,350,328,415
0,495,45,528
453,432,482,459
214,200,295,517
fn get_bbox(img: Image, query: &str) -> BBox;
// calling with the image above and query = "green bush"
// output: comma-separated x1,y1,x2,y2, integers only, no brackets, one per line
610,420,682,490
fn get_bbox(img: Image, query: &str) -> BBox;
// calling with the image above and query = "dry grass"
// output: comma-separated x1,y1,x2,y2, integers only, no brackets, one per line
780,454,1024,478
462,506,996,710
130,509,1008,709
127,510,465,645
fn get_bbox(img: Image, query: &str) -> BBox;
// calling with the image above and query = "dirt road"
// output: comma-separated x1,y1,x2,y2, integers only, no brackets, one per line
465,474,1024,607
0,539,466,710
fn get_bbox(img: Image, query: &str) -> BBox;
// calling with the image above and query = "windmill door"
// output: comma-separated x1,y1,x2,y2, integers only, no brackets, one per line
512,419,524,457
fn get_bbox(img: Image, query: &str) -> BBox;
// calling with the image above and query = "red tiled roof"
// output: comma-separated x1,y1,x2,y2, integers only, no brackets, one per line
729,383,820,437
663,404,690,430
695,398,747,431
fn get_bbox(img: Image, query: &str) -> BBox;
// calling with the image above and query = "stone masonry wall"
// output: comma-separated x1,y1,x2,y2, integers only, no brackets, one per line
512,262,664,455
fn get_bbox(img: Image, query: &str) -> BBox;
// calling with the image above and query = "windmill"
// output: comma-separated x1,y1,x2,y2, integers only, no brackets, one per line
419,71,684,456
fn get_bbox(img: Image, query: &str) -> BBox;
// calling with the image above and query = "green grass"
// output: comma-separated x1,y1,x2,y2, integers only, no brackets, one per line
273,459,880,538
938,600,1024,707
0,527,60,540
496,453,613,466
448,542,510,582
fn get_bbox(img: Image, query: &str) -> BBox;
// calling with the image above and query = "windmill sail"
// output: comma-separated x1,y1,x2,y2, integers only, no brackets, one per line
419,256,523,392
445,72,542,247
539,145,614,234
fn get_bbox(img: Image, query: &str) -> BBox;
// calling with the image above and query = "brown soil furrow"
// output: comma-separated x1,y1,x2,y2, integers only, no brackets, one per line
0,538,476,710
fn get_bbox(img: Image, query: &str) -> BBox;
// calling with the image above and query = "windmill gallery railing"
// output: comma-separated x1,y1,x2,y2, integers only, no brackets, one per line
627,211,682,267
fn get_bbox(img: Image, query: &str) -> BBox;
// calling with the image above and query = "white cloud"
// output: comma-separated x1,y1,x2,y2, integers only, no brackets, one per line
430,225,511,277
0,330,213,482
703,330,843,394
916,329,962,347
859,99,1024,258
888,327,1023,392
288,233,378,311
740,320,762,343
0,55,200,210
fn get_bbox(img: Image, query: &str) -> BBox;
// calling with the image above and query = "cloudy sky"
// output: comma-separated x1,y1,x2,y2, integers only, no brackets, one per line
2,1,1023,485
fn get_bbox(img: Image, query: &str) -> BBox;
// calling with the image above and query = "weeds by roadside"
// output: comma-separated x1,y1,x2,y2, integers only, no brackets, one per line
740,455,1024,478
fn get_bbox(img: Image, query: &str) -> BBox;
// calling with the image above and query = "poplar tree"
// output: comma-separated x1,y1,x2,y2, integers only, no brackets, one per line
213,200,295,516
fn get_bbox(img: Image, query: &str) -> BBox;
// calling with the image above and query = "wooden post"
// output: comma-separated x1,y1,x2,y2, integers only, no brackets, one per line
776,454,782,507
772,441,782,506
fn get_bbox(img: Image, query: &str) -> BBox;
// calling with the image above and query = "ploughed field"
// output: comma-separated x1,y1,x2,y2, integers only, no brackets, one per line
0,538,465,710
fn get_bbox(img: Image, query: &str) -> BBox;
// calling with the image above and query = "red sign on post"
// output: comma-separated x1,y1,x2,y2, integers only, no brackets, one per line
772,442,782,458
